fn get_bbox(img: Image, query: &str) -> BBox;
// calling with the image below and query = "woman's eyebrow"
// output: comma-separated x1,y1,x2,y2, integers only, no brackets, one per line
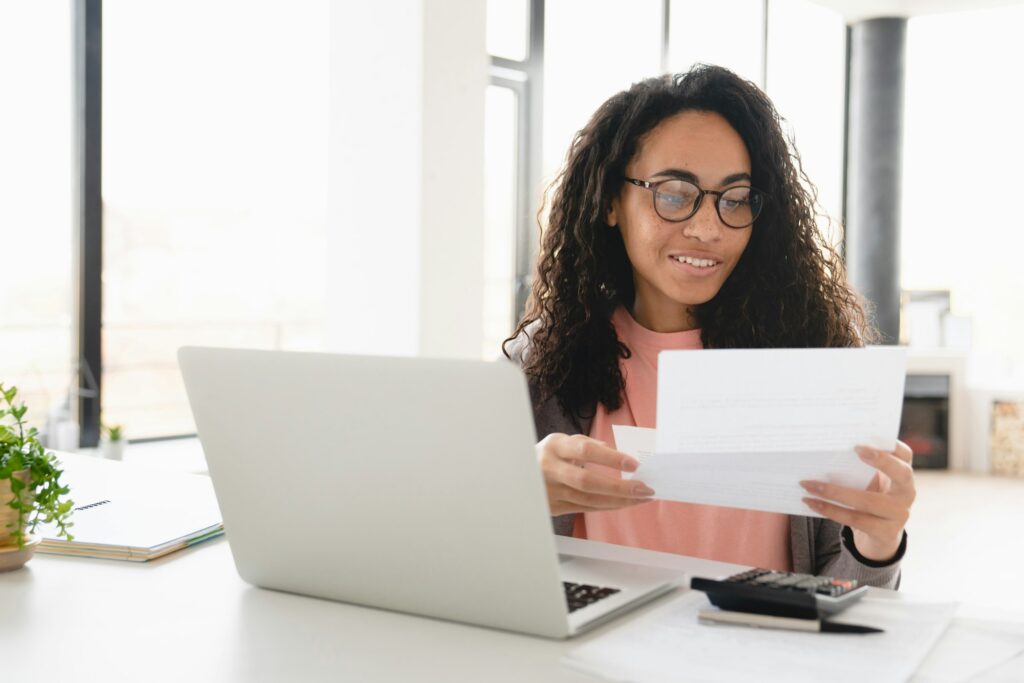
651,169,752,186
651,168,698,182
720,172,752,185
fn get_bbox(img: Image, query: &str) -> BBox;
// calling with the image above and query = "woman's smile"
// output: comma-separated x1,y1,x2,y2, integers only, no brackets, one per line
667,250,725,277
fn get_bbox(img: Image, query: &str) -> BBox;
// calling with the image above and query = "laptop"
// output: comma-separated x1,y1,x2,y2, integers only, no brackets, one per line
178,347,685,639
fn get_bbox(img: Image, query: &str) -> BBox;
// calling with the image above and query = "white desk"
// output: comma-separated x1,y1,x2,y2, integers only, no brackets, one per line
0,533,747,683
6,446,1023,682
7,528,1024,683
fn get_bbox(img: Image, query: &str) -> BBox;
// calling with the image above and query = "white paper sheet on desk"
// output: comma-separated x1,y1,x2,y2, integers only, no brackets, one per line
911,616,1024,682
633,347,907,517
562,591,956,683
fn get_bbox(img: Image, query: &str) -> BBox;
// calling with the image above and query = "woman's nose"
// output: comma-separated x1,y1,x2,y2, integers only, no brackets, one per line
680,196,723,241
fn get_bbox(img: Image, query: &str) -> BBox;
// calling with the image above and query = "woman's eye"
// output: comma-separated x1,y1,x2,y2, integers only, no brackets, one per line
721,198,749,209
720,190,753,210
657,187,697,207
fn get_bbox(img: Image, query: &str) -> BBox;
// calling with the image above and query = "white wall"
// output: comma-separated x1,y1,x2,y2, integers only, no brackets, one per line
327,0,486,358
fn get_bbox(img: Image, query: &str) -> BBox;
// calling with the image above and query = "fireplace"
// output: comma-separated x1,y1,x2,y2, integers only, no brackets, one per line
899,374,950,469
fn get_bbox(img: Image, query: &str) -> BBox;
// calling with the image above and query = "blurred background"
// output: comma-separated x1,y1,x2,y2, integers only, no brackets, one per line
3,0,1024,610
1,0,1022,482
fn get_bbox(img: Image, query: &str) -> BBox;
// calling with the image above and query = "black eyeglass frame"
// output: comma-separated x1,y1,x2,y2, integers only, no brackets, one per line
623,177,768,229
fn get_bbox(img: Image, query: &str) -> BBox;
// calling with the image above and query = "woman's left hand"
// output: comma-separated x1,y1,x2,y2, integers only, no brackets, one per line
799,441,916,562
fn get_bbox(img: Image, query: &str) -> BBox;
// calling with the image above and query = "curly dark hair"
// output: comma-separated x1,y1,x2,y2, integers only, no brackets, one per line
503,64,875,422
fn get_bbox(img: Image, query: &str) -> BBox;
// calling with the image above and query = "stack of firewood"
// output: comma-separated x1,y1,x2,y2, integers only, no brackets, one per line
991,400,1024,477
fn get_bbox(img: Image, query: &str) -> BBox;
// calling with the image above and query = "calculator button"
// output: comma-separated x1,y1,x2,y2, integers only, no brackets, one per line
772,575,807,587
751,574,781,584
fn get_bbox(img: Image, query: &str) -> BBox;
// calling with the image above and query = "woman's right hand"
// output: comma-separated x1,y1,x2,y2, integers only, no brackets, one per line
536,433,656,516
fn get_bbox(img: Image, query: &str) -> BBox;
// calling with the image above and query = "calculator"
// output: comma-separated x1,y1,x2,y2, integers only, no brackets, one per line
690,568,869,619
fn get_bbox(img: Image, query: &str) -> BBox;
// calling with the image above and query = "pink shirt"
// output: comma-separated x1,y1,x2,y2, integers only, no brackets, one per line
574,306,793,571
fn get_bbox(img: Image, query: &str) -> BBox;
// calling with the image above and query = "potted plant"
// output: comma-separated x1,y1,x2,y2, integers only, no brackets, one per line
100,422,126,461
0,383,74,571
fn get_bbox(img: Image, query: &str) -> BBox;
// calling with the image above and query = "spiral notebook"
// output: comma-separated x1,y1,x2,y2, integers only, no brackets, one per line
34,452,224,562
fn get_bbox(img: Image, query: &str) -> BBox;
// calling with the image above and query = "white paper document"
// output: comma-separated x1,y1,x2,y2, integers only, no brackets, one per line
627,347,907,517
563,591,956,683
911,617,1024,682
611,425,656,481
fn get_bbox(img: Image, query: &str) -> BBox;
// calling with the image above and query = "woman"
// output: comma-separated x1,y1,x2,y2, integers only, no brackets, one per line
505,65,913,588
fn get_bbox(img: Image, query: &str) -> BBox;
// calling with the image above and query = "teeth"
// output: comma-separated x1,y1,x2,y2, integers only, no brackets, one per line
672,255,717,268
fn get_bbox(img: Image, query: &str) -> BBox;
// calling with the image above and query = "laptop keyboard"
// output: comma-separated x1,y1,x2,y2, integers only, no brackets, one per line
563,581,621,613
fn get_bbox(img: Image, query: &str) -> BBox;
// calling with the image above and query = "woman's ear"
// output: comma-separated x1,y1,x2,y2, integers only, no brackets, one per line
607,198,619,228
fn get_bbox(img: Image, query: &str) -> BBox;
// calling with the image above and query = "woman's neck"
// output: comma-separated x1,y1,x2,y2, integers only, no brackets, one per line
630,296,698,333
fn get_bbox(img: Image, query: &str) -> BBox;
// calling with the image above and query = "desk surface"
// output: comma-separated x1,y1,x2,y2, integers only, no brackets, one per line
6,447,1023,682
0,533,748,683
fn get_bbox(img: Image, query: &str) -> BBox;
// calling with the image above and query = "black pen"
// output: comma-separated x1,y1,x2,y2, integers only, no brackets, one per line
698,609,884,634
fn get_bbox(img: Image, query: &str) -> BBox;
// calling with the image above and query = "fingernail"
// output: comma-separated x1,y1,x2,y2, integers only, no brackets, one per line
633,484,655,497
622,458,639,472
800,480,822,494
858,449,878,463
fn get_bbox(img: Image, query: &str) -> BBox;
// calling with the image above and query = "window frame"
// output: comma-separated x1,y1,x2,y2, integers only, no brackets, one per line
488,0,546,326
74,0,103,447
72,0,783,443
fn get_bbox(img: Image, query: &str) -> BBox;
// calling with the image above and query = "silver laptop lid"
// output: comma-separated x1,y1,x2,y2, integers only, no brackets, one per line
179,347,570,637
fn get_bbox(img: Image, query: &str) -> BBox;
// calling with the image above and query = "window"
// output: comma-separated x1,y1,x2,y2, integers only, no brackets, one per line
102,0,330,437
765,0,846,233
544,0,661,190
487,0,531,61
483,86,521,358
902,6,1024,376
667,0,765,86
487,0,797,358
485,0,535,356
0,3,75,429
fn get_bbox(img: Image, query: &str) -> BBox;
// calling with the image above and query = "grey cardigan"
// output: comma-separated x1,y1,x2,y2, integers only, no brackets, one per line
506,331,903,589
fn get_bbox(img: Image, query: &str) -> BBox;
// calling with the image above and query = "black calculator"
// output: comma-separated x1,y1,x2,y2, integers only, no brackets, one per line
690,568,869,619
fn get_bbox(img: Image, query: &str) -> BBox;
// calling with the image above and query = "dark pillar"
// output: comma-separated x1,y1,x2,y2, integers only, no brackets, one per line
74,0,103,446
844,17,906,344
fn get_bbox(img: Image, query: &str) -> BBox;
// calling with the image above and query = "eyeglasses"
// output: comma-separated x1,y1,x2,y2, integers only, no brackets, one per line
623,177,767,229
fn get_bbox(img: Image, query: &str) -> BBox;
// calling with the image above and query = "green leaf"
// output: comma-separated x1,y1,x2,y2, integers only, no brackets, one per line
0,384,75,544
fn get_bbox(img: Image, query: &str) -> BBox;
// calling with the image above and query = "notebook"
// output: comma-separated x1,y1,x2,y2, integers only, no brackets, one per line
34,452,223,561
